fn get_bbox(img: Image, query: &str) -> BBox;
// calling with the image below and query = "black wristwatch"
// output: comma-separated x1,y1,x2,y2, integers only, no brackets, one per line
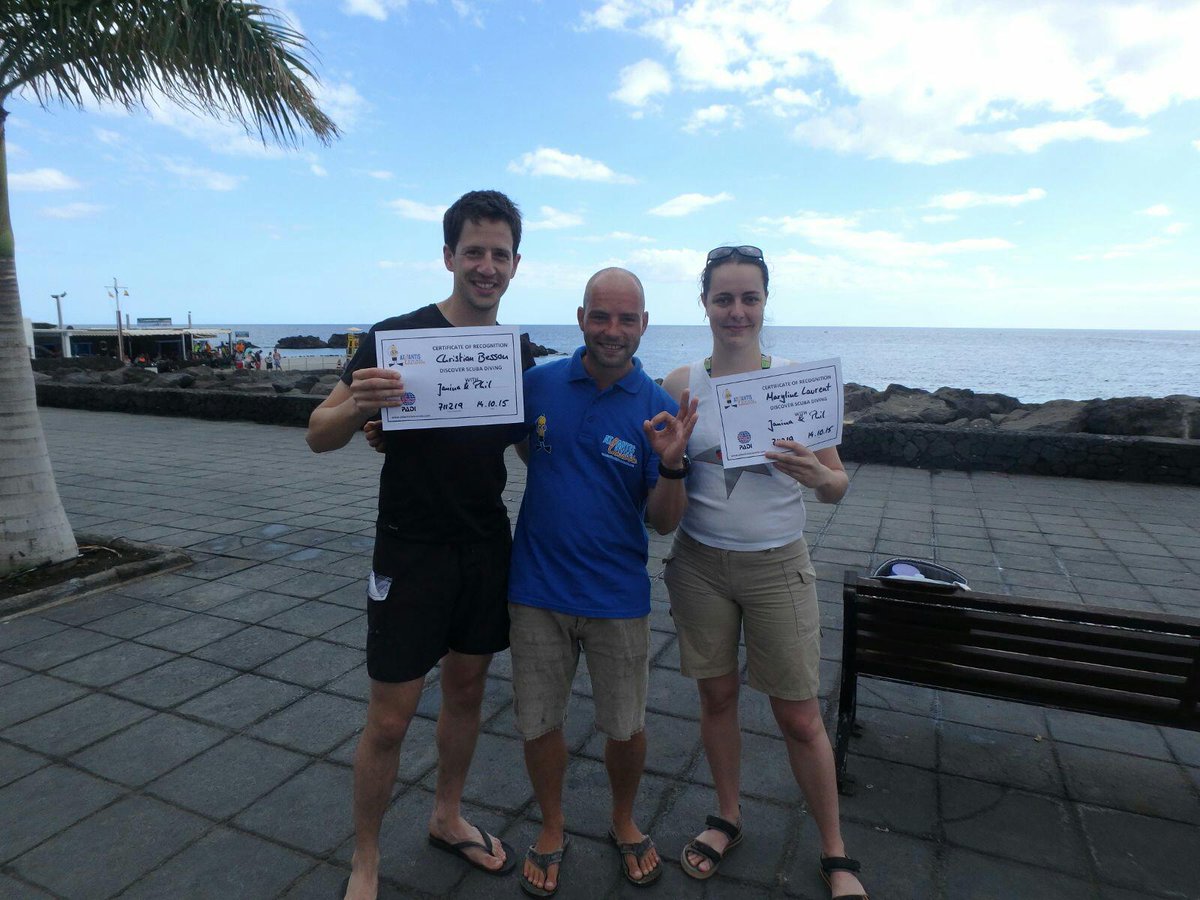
658,454,691,479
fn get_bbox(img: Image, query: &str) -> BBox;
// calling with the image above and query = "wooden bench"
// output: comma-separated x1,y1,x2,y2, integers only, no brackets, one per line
834,572,1200,791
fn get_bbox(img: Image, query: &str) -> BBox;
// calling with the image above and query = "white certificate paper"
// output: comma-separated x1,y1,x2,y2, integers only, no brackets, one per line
709,358,843,468
375,325,524,431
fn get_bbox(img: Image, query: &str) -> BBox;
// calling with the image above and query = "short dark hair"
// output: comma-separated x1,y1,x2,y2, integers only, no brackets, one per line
700,248,770,297
443,190,522,254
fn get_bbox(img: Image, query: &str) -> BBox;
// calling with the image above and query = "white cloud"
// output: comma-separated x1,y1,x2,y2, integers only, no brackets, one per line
1164,222,1188,236
387,198,446,221
922,214,958,224
624,248,707,283
582,0,674,31
1075,235,1171,261
526,206,585,231
588,2,1198,164
162,160,243,191
450,0,483,26
927,188,1046,210
648,192,733,218
1000,120,1148,154
1139,203,1171,217
508,147,635,183
42,202,104,220
367,170,394,180
762,211,1014,268
683,104,742,134
342,0,406,20
10,168,80,191
612,59,672,113
310,163,328,176
1194,138,1200,151
94,128,123,145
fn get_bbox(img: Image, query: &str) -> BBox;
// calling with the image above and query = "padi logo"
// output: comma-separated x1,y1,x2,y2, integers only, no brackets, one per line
738,430,753,450
400,390,417,412
601,434,638,468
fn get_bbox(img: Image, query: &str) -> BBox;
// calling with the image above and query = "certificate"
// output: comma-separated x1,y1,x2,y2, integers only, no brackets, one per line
709,358,843,468
375,325,524,431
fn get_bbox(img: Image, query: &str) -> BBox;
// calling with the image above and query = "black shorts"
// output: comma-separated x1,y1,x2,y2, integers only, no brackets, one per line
365,528,512,683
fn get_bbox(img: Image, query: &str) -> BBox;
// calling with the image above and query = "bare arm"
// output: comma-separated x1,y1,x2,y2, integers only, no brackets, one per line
764,441,849,503
644,389,699,534
306,367,403,453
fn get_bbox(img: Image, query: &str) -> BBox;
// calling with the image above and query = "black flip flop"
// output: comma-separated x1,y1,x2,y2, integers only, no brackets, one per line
427,824,516,876
608,828,663,887
519,834,571,897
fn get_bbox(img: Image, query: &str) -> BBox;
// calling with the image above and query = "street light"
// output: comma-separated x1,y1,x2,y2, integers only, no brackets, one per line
51,291,68,358
106,277,129,362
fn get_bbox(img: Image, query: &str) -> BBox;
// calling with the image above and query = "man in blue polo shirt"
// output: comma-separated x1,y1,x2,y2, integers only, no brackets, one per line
508,267,698,896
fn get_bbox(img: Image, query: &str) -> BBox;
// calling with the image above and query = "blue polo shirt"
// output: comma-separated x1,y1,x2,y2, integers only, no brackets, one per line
509,347,679,619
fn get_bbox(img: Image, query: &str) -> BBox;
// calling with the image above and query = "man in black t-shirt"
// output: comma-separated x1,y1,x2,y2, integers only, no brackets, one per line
307,190,525,900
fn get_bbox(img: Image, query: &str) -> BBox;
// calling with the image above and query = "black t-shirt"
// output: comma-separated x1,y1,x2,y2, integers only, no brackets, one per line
343,304,534,547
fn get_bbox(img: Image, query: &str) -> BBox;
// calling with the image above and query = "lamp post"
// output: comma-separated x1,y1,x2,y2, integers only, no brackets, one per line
106,277,129,362
51,292,69,358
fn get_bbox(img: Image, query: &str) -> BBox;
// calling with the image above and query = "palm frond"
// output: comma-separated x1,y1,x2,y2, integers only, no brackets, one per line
0,0,337,146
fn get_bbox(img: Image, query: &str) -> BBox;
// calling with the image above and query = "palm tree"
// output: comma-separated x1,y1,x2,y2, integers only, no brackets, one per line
1,1,338,576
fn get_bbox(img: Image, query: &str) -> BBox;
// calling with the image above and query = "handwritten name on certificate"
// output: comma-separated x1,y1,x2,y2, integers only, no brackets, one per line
710,358,843,468
375,325,524,431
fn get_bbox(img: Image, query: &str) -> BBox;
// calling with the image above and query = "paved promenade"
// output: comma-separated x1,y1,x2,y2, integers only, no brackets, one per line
2,408,1198,899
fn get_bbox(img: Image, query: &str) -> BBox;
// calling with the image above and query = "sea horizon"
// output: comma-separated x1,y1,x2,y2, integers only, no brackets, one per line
55,320,1200,405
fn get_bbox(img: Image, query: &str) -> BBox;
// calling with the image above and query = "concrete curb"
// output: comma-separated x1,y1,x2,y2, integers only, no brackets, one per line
0,536,192,619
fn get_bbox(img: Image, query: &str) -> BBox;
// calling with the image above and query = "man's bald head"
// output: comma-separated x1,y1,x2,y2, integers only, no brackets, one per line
582,267,645,313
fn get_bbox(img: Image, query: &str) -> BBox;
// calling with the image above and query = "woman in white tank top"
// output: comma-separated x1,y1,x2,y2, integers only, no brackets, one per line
659,247,868,900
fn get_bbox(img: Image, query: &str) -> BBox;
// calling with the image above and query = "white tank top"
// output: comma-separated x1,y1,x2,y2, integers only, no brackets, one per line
679,359,808,550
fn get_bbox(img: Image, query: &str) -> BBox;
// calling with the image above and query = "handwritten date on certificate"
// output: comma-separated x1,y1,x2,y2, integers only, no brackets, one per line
710,357,844,468
375,325,525,431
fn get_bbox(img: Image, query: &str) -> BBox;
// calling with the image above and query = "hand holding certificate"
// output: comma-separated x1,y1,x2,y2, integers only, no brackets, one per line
709,358,843,468
374,325,525,430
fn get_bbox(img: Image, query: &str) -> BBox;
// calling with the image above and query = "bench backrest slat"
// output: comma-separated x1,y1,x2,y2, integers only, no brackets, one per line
862,658,1200,730
855,613,1198,677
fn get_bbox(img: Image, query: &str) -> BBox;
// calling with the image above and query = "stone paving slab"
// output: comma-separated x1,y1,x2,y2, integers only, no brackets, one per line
1,408,1197,898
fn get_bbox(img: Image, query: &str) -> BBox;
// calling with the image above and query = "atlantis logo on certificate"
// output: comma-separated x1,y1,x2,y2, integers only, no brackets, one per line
375,325,525,431
709,358,844,468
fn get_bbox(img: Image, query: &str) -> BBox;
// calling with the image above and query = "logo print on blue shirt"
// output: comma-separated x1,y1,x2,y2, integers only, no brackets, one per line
601,434,638,467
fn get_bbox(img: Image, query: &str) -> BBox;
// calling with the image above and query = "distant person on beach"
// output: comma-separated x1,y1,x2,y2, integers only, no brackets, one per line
272,348,282,371
657,246,867,898
306,190,531,900
506,267,698,895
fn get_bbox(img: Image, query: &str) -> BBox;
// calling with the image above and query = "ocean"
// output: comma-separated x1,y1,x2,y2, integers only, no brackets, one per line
203,323,1200,405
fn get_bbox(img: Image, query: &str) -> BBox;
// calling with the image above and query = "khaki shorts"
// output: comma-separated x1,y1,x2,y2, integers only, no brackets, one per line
663,529,821,701
508,603,649,741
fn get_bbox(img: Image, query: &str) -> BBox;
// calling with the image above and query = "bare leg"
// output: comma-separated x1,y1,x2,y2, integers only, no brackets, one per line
523,728,568,893
606,731,660,881
685,671,742,874
771,696,865,898
345,677,425,900
427,651,508,870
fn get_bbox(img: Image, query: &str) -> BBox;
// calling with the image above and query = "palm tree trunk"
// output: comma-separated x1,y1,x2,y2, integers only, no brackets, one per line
0,113,79,575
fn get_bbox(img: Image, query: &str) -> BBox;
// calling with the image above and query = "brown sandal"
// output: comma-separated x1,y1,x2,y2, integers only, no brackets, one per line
819,855,870,900
680,814,743,880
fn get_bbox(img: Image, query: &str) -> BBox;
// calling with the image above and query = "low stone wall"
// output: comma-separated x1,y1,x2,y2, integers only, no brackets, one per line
36,383,322,427
36,383,1200,485
841,422,1200,485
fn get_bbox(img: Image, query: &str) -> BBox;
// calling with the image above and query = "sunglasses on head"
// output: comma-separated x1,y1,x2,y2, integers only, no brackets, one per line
706,245,764,264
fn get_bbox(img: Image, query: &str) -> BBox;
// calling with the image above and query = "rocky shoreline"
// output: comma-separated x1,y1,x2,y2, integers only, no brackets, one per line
32,363,1200,440
30,364,1200,485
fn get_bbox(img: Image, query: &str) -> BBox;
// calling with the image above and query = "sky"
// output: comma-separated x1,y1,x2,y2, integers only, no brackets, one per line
7,0,1200,330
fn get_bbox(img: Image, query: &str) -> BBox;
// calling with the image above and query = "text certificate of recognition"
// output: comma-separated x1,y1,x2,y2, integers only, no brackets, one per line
375,325,524,431
709,358,843,468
